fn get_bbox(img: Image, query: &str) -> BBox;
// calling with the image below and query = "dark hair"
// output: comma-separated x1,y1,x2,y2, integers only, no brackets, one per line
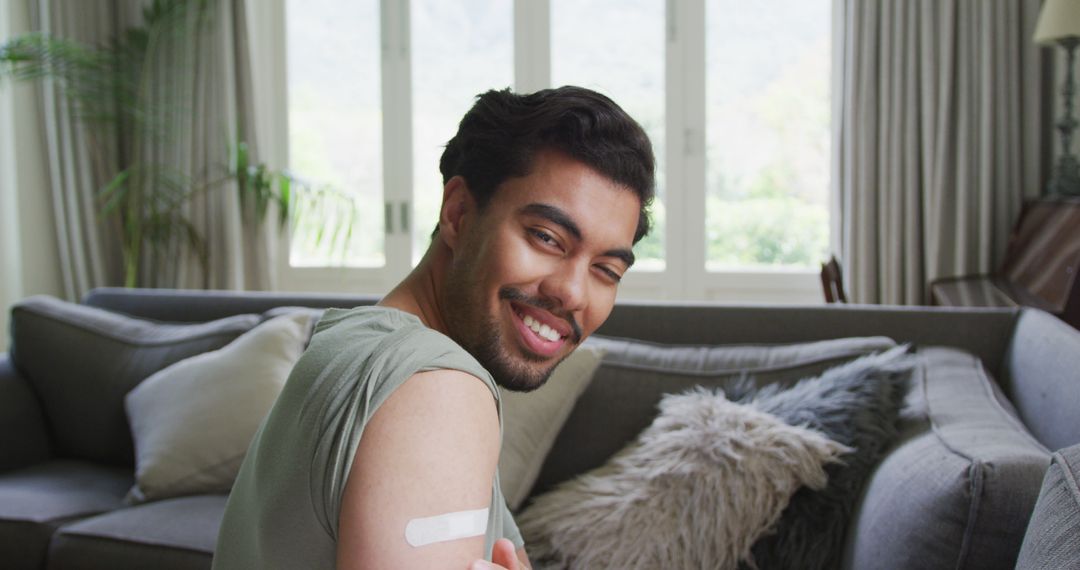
437,86,655,243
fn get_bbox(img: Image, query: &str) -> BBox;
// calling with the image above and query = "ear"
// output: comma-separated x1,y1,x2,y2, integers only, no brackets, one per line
438,176,472,251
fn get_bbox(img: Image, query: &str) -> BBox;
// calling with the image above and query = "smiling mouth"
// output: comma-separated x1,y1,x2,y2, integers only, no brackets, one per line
510,304,571,359
520,311,563,341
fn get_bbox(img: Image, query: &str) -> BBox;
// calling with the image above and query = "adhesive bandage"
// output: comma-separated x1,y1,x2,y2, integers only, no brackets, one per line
404,507,489,547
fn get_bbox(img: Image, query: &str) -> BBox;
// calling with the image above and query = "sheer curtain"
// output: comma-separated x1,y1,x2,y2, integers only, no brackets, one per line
832,0,1049,305
31,0,124,300
131,0,276,289
30,0,276,295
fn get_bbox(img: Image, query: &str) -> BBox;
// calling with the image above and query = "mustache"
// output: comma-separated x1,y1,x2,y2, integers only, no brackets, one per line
499,286,583,343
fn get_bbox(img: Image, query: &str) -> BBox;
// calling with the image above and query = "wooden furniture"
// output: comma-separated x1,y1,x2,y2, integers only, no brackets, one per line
820,256,848,303
930,197,1080,329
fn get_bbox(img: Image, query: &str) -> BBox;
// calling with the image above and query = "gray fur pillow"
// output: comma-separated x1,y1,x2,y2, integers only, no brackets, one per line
737,345,914,570
517,388,851,569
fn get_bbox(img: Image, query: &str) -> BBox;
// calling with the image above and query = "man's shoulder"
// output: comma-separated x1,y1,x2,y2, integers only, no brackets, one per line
302,305,495,389
309,306,439,353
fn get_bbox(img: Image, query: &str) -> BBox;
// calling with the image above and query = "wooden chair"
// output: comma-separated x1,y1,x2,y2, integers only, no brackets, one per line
821,256,848,303
929,197,1080,330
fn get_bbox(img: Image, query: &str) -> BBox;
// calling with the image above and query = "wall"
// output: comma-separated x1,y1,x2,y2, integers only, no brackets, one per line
0,0,64,351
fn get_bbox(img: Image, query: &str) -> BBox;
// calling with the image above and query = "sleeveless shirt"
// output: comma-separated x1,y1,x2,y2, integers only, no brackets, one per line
213,306,522,568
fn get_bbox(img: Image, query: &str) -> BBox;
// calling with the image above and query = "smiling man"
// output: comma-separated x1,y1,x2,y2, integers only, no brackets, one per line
214,86,655,570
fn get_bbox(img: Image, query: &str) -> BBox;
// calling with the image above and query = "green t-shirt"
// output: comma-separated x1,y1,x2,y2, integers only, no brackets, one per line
214,306,522,569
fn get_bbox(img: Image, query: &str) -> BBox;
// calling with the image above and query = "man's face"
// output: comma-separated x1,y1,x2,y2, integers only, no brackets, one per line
442,150,641,391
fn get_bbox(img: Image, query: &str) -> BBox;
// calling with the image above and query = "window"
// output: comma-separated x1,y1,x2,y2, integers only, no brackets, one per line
410,0,513,263
704,0,830,270
551,0,666,270
275,0,831,302
286,0,383,267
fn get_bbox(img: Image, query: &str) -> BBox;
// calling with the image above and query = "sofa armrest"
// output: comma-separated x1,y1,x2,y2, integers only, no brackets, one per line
1003,308,1080,451
0,353,52,472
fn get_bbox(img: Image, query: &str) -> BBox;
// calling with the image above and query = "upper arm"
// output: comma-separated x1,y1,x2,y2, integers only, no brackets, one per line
336,368,500,569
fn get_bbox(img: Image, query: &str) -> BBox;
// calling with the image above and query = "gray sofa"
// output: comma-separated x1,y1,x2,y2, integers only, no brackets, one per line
1,287,1078,569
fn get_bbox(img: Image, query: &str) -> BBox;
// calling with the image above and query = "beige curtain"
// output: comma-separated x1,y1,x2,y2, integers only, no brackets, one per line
31,0,125,300
32,0,275,294
832,0,1050,305
132,0,275,289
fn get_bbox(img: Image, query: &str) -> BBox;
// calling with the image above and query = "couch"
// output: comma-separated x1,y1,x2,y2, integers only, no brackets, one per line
2,287,1078,569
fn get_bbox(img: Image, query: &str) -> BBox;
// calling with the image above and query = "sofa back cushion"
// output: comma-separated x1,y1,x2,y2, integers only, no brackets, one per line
843,347,1050,570
529,335,896,497
9,296,259,467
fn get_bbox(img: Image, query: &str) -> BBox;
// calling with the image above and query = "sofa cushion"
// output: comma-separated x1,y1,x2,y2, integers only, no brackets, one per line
843,347,1050,570
0,460,132,570
530,335,897,496
518,388,849,569
1015,443,1080,569
48,494,225,570
9,296,260,467
498,347,603,511
125,313,312,503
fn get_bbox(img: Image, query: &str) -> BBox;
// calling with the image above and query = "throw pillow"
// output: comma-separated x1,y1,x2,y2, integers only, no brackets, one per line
532,335,897,496
124,312,312,503
517,388,850,570
737,345,915,570
9,295,260,466
498,347,603,511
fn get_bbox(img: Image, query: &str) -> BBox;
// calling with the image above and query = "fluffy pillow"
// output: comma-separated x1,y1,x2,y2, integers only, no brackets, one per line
737,345,915,570
533,335,897,496
499,347,603,510
124,312,312,503
517,388,850,570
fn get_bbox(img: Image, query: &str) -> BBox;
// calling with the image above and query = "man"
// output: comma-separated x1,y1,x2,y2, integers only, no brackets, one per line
214,86,655,569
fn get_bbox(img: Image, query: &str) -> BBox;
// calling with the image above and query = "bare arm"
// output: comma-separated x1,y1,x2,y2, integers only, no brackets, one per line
337,368,501,569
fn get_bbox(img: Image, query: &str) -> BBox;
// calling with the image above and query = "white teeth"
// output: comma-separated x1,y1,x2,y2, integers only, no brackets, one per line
520,312,562,342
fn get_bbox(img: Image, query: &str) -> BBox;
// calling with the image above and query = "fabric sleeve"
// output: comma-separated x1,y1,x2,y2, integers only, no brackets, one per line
499,493,524,549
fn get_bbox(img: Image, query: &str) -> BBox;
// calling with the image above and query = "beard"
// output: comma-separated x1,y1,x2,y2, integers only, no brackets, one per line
468,312,564,392
443,267,579,392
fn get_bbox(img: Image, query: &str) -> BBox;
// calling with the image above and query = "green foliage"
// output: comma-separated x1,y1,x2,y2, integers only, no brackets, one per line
232,141,358,263
706,194,828,267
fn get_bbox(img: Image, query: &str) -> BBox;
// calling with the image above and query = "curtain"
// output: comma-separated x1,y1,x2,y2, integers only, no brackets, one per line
31,0,276,294
832,0,1050,305
132,0,276,290
31,0,125,300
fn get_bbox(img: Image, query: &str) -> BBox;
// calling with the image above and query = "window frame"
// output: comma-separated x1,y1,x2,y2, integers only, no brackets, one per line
259,0,824,303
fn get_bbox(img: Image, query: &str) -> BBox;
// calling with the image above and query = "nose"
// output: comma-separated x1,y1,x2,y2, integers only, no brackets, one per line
538,259,589,313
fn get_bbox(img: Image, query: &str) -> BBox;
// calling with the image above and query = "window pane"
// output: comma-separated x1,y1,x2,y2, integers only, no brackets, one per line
705,1,830,270
287,0,383,267
552,0,665,270
411,0,513,262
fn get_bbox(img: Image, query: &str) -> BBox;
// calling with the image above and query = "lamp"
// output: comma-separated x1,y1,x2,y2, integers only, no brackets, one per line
1035,0,1080,196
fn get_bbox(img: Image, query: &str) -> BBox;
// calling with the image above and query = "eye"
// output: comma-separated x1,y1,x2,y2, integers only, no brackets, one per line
528,228,561,250
595,265,623,284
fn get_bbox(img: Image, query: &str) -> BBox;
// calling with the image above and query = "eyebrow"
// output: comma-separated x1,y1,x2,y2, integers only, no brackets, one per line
519,203,636,268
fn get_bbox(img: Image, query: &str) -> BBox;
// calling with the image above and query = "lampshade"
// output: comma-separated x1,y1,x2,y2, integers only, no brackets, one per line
1035,0,1080,44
